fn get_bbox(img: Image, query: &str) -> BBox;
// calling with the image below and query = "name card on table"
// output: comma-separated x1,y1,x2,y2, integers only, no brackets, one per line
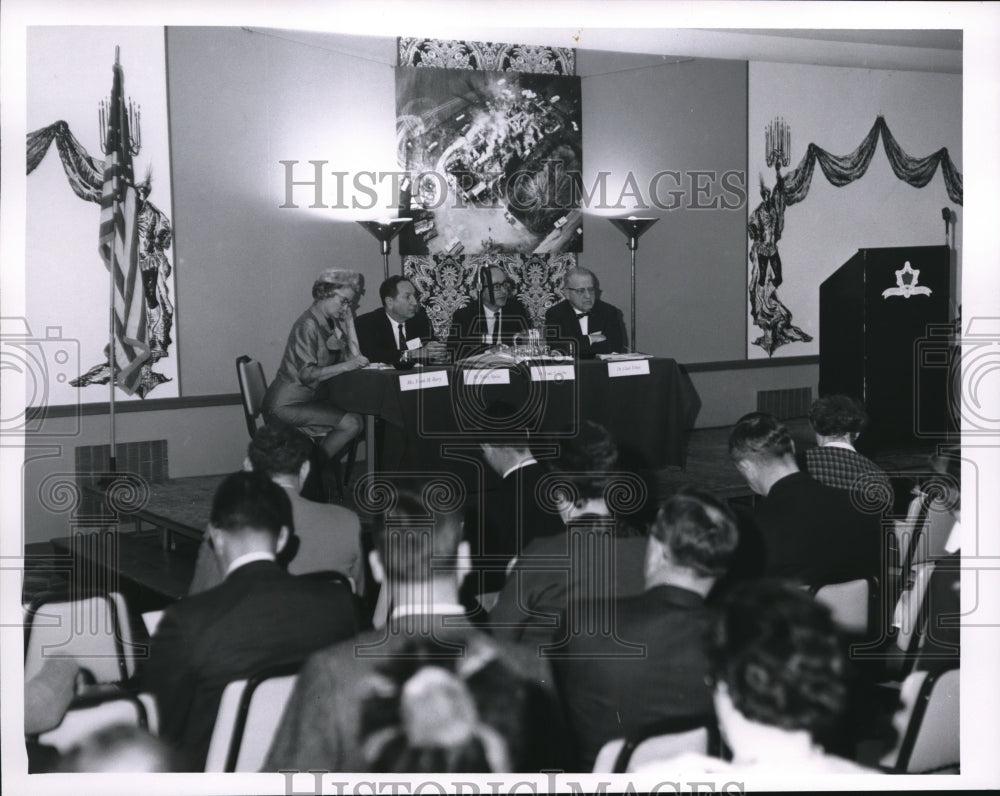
530,364,575,383
608,359,651,378
399,369,450,391
463,369,511,386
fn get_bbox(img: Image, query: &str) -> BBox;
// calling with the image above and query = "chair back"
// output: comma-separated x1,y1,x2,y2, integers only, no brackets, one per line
881,667,960,773
204,661,301,772
24,590,139,684
592,715,719,773
236,355,269,438
811,576,878,636
36,690,148,754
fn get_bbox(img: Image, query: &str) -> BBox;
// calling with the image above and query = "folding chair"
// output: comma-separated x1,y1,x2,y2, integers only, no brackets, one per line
880,667,959,773
24,589,142,686
204,661,301,772
592,714,721,773
811,576,880,637
236,355,358,499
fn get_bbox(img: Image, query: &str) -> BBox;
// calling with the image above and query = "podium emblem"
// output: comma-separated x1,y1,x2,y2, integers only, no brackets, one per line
882,261,932,299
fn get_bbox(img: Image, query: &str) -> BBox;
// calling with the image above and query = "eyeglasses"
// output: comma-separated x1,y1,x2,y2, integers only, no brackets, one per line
487,281,513,291
565,286,596,295
331,291,354,305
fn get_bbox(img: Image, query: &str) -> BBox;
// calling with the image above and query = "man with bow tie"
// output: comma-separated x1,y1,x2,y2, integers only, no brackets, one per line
544,267,627,358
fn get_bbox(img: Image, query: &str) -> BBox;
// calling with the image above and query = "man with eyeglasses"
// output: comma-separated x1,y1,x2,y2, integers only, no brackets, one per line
448,265,531,359
544,267,627,358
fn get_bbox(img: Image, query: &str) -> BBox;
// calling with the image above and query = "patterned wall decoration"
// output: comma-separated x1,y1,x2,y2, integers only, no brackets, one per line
397,38,578,330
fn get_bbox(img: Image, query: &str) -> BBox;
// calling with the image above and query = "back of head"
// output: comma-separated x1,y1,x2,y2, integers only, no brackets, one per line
360,636,518,772
652,488,739,578
58,725,176,772
728,411,794,463
210,470,293,539
552,420,619,502
808,394,868,437
706,580,849,744
373,487,463,584
246,422,312,477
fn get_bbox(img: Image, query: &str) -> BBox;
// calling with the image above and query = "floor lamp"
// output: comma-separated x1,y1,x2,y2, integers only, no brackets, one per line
357,219,412,282
609,216,658,353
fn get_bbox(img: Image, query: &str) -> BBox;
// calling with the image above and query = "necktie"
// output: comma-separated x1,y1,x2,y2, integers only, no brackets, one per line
491,311,501,345
397,323,407,352
575,311,589,318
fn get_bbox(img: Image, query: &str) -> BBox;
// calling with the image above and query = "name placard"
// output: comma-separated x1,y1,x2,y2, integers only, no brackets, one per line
608,359,650,378
462,369,511,386
530,364,575,383
399,369,450,391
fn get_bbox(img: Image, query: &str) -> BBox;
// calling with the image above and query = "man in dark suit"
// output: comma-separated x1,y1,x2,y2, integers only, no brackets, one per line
544,267,627,358
354,275,448,365
728,411,882,587
448,266,532,359
554,488,740,771
141,471,357,770
264,485,566,772
489,421,648,647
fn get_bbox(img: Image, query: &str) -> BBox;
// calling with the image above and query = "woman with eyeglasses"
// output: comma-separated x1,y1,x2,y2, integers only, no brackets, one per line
263,272,370,466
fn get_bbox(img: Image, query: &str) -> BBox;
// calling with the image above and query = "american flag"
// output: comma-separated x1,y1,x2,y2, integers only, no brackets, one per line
97,59,149,395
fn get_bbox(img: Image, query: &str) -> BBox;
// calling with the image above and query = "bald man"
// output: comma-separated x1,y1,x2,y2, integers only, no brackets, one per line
544,267,627,358
448,265,532,359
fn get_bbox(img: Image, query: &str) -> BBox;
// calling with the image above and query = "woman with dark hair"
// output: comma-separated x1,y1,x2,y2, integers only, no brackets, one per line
804,394,892,506
637,580,878,775
263,273,369,465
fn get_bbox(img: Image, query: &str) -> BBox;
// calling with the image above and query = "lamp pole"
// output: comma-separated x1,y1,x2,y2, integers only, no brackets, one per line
609,216,658,353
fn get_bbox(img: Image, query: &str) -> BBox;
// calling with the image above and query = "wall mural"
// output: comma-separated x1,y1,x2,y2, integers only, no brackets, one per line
25,28,177,402
748,115,963,357
398,38,579,327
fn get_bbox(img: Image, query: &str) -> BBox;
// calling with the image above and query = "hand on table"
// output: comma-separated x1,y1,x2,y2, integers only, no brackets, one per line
589,331,607,344
346,355,370,370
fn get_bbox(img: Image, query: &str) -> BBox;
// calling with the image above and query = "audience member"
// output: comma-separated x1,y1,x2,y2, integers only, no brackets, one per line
354,275,447,365
804,394,892,507
544,267,627,358
262,271,367,463
554,488,740,771
489,421,648,646
56,725,177,773
265,486,563,772
449,266,532,358
141,471,357,770
188,423,365,594
640,580,877,775
358,637,520,772
728,412,881,587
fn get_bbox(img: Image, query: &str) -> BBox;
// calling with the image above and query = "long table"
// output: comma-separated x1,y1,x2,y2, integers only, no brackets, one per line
324,356,700,478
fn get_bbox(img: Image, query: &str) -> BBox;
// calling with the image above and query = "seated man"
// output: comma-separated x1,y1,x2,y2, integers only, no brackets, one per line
265,486,565,772
354,275,448,365
489,421,648,647
803,394,892,506
554,488,740,771
728,412,881,587
544,267,627,358
449,266,532,359
187,423,365,594
141,471,357,770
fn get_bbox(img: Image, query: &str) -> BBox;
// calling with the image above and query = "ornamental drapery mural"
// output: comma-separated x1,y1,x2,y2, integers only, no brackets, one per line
748,115,963,357
398,38,579,327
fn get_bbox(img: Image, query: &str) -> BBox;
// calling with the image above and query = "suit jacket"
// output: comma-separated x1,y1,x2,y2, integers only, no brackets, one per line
448,297,532,359
489,518,648,646
263,615,568,772
553,584,715,770
544,298,627,358
141,560,357,770
753,471,882,587
804,446,893,507
354,308,435,365
188,486,365,595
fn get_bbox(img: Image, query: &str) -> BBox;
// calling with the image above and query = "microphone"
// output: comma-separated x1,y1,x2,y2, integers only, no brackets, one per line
480,265,495,305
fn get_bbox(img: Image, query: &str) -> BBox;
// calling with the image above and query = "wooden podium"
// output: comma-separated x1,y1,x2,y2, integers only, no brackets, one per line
819,245,955,448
